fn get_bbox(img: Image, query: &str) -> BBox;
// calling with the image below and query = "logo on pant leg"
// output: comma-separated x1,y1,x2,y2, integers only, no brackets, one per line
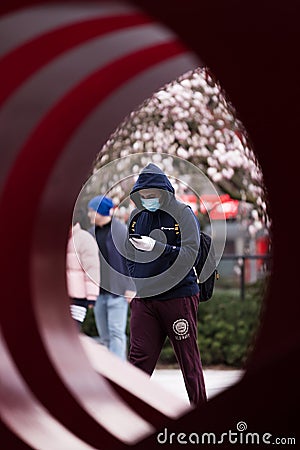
172,319,190,340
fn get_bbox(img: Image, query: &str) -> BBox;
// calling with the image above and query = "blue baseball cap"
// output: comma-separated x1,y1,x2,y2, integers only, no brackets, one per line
88,195,114,216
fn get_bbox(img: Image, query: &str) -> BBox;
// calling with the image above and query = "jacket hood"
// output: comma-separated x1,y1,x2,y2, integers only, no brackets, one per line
130,163,175,209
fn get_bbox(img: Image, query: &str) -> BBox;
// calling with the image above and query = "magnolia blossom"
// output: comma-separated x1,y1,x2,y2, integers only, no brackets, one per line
222,167,235,179
207,167,218,177
92,67,269,226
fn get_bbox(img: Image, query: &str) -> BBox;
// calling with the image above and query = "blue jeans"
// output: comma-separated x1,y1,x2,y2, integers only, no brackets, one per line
94,294,128,360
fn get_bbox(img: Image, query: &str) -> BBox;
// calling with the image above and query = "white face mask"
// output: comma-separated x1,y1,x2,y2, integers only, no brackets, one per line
141,197,160,212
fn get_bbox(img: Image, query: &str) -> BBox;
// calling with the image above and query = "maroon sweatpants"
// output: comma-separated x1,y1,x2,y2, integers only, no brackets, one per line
129,295,207,406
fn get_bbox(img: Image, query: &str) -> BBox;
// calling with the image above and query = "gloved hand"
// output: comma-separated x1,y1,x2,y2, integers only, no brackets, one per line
129,235,156,251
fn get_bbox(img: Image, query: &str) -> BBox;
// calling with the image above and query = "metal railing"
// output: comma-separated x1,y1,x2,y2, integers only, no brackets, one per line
220,254,272,300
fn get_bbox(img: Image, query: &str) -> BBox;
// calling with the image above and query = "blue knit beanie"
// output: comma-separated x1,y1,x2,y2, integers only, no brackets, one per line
88,195,114,216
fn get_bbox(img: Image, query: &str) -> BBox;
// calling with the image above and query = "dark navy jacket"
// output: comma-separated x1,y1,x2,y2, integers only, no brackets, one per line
89,219,135,297
126,163,201,300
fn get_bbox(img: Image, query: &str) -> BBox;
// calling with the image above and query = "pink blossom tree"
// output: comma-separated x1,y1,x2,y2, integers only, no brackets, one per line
91,67,269,228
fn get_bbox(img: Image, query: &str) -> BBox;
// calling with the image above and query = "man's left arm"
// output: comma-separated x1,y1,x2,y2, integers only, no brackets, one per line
153,206,200,266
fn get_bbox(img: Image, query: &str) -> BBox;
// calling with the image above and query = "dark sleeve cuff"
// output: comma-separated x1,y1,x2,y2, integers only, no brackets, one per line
87,299,96,306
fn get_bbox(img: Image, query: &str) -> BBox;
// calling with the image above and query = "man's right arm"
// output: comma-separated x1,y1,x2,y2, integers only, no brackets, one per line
124,210,138,278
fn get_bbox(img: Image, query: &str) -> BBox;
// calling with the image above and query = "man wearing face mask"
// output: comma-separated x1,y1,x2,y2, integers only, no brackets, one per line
126,163,207,406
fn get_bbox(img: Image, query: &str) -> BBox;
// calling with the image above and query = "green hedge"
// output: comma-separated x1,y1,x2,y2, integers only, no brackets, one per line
82,307,98,337
158,280,267,368
82,279,267,368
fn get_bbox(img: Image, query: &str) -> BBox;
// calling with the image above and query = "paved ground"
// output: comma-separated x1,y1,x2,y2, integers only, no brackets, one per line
152,368,244,404
85,336,243,405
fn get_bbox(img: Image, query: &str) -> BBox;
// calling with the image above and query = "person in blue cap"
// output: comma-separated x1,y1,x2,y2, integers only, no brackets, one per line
88,195,135,360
